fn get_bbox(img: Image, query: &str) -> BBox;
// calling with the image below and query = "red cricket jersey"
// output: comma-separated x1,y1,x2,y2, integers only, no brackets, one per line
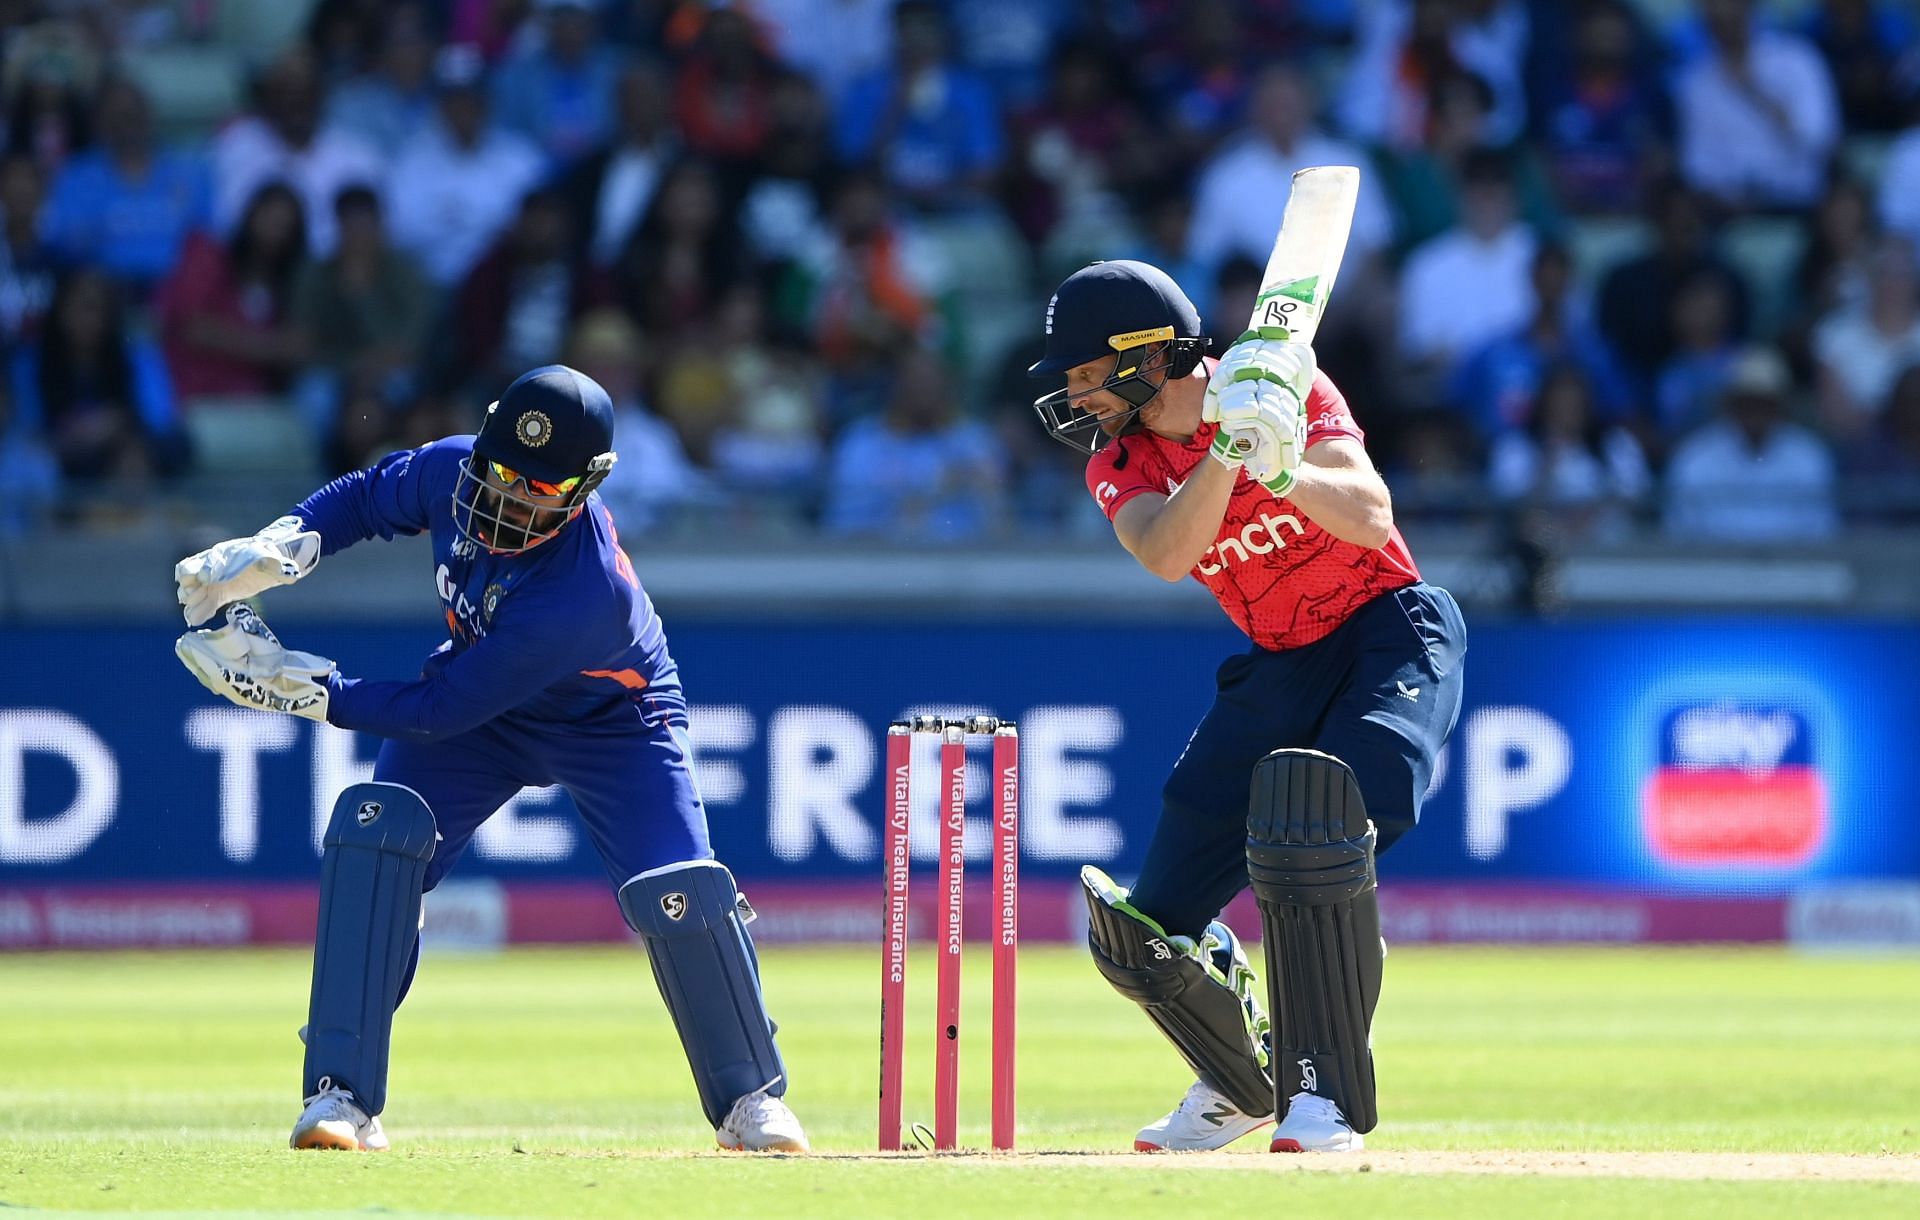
1084,370,1420,651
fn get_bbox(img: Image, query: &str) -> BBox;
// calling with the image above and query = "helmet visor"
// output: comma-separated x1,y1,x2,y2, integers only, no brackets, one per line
452,453,611,555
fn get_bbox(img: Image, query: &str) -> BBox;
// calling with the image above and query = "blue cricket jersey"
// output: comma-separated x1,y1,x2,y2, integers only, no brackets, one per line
292,436,683,741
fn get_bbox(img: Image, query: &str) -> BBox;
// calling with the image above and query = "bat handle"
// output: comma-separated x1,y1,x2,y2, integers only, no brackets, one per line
1228,430,1259,458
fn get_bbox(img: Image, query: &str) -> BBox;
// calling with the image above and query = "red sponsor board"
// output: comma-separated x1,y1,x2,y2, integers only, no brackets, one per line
2,882,1789,949
1643,770,1828,866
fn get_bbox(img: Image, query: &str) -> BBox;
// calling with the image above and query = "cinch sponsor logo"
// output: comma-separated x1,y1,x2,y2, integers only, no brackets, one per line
1196,512,1305,576
1641,704,1826,866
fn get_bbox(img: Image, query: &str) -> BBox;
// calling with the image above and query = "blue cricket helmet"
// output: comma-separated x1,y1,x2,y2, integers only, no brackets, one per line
474,364,616,484
454,364,619,555
1028,261,1211,454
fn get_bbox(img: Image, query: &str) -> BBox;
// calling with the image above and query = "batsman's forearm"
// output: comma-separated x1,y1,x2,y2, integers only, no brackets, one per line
1283,464,1393,549
1126,460,1238,581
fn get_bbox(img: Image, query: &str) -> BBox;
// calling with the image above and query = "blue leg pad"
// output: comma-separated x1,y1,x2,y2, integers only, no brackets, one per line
618,860,787,1126
303,782,436,1116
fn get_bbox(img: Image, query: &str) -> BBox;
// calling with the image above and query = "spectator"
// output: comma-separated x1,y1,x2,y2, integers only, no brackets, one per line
672,3,777,164
1188,65,1391,284
1803,0,1917,134
757,0,894,109
290,186,434,472
835,0,1005,209
1597,181,1751,388
156,181,310,400
1664,346,1837,541
948,0,1077,111
1879,104,1920,249
1652,268,1743,435
1373,67,1559,254
1534,0,1669,215
1340,0,1530,150
42,75,209,296
655,283,825,495
1206,255,1264,347
738,70,833,267
1006,42,1156,249
306,0,395,81
323,2,439,152
388,45,546,287
1397,147,1537,371
1452,242,1631,438
1673,0,1839,210
562,59,678,268
1133,0,1265,154
1794,174,1878,327
12,267,181,484
0,373,59,535
566,307,712,532
794,168,945,420
610,156,740,341
1488,361,1649,540
1813,236,1920,440
0,152,57,344
1123,189,1208,324
449,187,602,393
3,35,96,173
491,0,623,167
212,49,383,255
823,346,1007,541
1839,362,1920,518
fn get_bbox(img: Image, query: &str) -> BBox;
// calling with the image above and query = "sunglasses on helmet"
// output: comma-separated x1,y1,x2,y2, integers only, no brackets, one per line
487,460,582,498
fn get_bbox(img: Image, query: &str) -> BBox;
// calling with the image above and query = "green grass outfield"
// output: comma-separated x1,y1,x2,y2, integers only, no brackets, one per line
2,944,1916,1217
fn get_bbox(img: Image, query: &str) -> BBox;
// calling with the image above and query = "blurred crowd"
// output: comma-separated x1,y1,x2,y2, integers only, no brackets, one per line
1,0,1919,548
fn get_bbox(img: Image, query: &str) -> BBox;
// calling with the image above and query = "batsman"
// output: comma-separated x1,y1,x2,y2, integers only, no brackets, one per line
172,365,808,1154
1030,171,1465,1153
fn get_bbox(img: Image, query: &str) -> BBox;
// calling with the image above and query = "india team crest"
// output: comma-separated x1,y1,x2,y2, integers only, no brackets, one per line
482,582,504,626
515,410,553,447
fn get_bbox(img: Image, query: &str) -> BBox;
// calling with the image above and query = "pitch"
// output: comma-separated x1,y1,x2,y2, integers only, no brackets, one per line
3,944,1915,1217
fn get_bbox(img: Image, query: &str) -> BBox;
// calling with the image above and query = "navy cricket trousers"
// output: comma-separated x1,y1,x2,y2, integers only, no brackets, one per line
1127,582,1467,939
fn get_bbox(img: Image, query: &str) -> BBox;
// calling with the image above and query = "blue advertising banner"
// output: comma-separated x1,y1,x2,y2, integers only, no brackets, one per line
4,618,1918,897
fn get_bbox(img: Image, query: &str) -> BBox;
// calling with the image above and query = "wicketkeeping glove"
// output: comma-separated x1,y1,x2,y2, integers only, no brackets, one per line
175,515,322,627
175,603,335,721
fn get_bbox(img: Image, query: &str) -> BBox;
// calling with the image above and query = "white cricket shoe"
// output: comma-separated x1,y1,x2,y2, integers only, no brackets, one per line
1134,1079,1273,1152
289,1080,388,1151
1269,1092,1361,1152
715,1088,810,1153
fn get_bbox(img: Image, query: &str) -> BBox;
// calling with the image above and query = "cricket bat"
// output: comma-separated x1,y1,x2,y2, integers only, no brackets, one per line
1226,165,1361,456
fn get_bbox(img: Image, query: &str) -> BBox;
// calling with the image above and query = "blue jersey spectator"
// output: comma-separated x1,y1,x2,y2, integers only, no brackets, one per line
824,347,1006,540
11,267,182,482
42,77,209,294
834,0,1004,208
491,0,624,168
1451,244,1633,437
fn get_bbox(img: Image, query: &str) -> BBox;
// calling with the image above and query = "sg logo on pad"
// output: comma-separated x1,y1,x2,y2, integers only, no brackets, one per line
1641,703,1826,867
356,801,383,827
660,893,688,921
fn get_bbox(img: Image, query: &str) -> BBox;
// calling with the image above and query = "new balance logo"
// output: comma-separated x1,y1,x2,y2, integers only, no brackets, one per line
1200,1104,1235,1127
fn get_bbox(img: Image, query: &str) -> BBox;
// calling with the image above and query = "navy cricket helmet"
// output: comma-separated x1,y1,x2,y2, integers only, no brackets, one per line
453,364,619,555
1028,260,1210,454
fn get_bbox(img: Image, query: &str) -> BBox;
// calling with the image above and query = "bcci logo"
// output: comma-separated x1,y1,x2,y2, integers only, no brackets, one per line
356,801,383,827
482,583,504,625
515,410,553,447
660,892,688,921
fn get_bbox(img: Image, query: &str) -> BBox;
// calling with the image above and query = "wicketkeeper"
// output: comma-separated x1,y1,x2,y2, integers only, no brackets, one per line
1030,261,1467,1152
174,365,808,1153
